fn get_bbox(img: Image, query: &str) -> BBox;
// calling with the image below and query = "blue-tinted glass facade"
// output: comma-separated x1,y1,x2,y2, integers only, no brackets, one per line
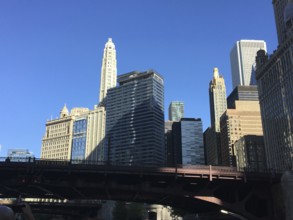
105,70,165,167
71,118,87,161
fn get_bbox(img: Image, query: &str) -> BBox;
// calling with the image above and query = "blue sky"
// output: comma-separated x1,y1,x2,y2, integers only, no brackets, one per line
0,0,277,157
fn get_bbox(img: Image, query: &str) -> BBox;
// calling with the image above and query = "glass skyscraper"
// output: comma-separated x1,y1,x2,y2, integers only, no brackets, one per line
168,101,184,121
105,70,165,167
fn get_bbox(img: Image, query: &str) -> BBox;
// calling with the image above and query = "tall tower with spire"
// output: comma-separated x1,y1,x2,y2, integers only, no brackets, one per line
99,38,117,103
204,68,227,165
209,67,227,132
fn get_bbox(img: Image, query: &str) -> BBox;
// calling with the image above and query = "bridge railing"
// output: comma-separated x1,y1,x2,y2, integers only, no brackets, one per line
0,157,285,176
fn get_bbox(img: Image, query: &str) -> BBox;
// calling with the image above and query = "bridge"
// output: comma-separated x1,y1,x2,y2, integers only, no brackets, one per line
0,158,281,220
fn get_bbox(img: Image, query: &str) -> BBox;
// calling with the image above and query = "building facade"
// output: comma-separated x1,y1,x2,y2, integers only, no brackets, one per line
71,114,88,161
254,0,293,171
105,70,165,167
273,0,290,45
230,40,267,89
220,101,263,166
234,135,266,172
85,106,106,161
41,105,74,160
168,101,184,121
173,118,205,166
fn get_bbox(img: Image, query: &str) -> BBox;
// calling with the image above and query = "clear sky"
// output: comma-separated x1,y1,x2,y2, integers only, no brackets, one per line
0,0,278,157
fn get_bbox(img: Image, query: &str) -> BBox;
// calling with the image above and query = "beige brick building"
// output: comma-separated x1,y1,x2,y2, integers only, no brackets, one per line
220,101,263,166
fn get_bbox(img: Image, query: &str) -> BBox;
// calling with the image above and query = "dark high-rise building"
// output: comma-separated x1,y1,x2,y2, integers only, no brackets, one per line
227,85,259,109
255,1,293,171
105,70,165,167
172,118,205,166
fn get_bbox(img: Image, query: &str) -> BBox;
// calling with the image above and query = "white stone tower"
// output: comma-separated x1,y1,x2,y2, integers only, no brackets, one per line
99,38,117,103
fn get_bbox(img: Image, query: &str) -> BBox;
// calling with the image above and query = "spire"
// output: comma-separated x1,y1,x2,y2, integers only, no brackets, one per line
213,67,219,78
60,104,69,118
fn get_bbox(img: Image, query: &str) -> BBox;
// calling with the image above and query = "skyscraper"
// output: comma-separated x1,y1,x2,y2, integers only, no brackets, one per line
105,70,165,167
209,68,227,132
173,118,205,165
205,68,227,165
99,38,117,103
254,0,293,171
230,40,267,89
168,101,184,121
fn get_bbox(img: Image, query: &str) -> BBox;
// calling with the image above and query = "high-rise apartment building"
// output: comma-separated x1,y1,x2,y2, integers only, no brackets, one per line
168,101,184,121
230,40,267,89
105,70,165,167
99,38,117,103
220,101,263,166
205,68,227,165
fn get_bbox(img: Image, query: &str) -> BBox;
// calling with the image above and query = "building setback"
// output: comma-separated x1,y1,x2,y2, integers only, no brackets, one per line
105,70,165,167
